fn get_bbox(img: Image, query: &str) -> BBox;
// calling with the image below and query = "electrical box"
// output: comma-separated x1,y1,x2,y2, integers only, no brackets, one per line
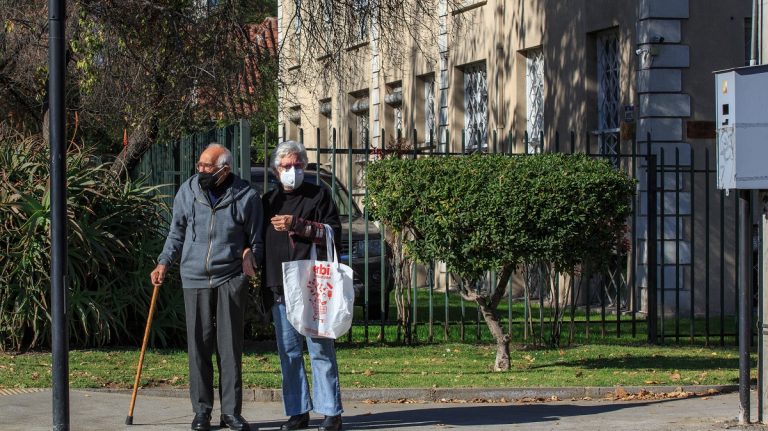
715,64,768,190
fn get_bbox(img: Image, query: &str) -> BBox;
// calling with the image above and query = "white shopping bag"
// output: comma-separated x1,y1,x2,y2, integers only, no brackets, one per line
282,224,355,339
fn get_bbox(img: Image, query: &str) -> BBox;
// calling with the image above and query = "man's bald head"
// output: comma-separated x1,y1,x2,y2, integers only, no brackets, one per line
199,143,233,167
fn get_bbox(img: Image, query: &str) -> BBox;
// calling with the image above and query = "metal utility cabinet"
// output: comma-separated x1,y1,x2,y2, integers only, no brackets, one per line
715,64,768,190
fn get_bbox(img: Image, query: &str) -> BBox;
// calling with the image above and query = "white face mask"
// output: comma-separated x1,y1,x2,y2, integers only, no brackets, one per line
279,166,304,190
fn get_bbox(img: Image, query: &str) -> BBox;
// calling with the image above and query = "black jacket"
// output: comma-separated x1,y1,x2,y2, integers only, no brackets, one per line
261,182,342,308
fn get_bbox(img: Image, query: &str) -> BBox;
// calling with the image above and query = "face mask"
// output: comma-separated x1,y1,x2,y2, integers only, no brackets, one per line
279,167,304,190
199,166,225,191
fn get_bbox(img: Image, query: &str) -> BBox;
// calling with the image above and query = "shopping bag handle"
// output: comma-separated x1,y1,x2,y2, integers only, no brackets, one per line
308,224,338,266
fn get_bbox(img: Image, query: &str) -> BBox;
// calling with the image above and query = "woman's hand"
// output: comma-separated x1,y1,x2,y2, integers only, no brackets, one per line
271,215,293,232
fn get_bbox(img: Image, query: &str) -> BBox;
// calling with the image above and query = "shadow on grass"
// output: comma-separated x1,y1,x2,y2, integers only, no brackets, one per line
530,354,744,371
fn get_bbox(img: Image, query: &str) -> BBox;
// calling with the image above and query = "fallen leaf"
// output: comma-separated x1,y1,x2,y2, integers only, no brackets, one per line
615,387,627,398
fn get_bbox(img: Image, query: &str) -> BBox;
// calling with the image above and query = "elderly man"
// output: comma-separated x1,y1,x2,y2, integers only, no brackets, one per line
150,143,263,431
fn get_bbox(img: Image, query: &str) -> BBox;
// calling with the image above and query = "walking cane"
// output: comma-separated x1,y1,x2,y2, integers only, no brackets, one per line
125,282,161,425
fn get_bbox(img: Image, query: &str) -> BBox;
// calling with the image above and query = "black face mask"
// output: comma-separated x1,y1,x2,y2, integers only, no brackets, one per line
198,167,225,191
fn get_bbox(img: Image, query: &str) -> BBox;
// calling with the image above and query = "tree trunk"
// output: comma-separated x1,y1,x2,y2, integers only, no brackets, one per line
109,118,159,180
476,297,510,371
459,266,514,371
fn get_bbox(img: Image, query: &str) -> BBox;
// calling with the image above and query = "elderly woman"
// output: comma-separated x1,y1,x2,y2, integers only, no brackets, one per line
262,140,343,431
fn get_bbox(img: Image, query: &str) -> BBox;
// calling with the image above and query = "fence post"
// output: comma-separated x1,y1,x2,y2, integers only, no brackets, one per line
738,190,753,424
263,126,269,194
364,131,370,342
238,119,250,179
347,127,353,344
647,150,658,344
316,128,321,184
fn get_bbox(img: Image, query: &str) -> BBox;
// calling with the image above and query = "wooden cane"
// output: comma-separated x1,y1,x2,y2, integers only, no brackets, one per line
125,282,161,425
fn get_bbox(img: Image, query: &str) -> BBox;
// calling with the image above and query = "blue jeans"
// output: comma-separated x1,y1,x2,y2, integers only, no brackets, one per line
272,302,343,417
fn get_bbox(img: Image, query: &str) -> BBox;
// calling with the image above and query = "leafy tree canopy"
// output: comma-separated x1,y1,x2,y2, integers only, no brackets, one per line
0,0,277,175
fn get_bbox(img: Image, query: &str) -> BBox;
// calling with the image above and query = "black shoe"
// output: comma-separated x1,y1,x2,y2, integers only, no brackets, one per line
191,412,211,431
280,412,310,430
317,415,342,431
219,414,251,431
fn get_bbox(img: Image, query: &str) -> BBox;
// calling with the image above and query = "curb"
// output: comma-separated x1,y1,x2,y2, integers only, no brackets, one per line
80,384,739,403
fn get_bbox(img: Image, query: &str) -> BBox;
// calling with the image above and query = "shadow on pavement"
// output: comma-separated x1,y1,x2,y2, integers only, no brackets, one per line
333,399,679,429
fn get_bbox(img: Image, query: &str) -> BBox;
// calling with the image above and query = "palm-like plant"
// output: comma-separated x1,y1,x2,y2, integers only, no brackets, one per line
0,131,185,351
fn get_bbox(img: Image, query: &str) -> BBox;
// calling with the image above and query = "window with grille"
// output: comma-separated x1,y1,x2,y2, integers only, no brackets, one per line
322,0,334,45
394,108,403,139
596,29,620,165
424,76,436,146
463,62,488,151
319,99,333,148
357,114,369,148
353,0,369,42
293,0,302,57
526,48,544,153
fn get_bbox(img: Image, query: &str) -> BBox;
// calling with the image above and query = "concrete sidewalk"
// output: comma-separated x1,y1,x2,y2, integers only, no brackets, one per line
1,387,766,431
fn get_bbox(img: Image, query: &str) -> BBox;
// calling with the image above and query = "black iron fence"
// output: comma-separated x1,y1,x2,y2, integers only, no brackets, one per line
135,121,754,346
282,126,751,346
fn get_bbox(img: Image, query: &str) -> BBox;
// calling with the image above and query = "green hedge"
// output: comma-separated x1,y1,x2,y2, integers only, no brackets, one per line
0,134,185,351
366,153,636,280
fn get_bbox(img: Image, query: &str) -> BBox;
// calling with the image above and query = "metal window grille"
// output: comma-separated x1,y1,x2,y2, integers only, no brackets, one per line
596,30,620,166
425,77,436,147
293,0,302,57
526,48,544,154
322,0,333,29
322,0,334,45
394,107,402,138
463,63,488,151
354,0,369,42
357,113,369,148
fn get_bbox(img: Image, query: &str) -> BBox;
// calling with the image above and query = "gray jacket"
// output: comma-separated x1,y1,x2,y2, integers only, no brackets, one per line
158,174,264,289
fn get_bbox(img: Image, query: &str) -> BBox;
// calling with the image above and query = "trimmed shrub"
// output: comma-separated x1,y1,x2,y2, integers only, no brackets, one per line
367,153,635,275
367,153,635,367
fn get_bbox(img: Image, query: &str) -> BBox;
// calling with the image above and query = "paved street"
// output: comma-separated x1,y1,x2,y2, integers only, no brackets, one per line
1,389,767,430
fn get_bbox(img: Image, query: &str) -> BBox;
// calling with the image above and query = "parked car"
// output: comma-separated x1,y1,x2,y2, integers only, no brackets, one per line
250,164,393,320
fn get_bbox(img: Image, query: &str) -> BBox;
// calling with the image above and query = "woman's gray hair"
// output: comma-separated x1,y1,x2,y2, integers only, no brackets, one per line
271,140,309,169
206,143,233,167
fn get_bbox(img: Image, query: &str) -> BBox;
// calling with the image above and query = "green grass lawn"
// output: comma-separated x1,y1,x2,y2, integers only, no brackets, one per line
0,342,750,390
0,288,746,392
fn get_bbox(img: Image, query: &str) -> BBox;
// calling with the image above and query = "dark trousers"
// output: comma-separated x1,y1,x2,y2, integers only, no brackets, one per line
183,274,248,415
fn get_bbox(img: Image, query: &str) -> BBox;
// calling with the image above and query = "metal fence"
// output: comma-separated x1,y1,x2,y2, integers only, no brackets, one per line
134,120,755,346
291,126,754,346
134,120,251,212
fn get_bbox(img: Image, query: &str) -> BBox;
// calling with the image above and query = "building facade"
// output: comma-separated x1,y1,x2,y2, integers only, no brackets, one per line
278,0,755,316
